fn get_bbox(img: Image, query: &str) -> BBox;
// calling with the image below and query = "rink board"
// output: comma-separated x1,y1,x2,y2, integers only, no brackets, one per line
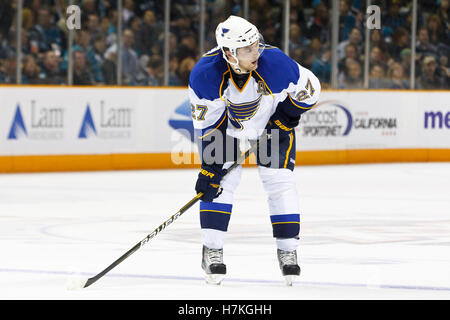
0,86,449,172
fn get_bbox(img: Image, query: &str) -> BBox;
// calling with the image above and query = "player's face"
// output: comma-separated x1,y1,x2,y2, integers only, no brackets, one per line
236,41,261,72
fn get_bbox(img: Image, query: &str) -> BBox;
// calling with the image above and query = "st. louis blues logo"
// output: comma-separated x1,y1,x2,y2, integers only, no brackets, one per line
227,95,262,130
221,28,230,37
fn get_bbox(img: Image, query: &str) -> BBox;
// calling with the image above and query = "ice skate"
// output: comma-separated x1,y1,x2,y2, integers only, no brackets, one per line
277,249,300,286
202,245,226,285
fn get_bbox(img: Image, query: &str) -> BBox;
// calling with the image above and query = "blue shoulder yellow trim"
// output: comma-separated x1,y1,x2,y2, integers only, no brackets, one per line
288,93,317,109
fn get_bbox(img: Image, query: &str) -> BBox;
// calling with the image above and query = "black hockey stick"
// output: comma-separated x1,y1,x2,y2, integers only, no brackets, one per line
81,134,268,288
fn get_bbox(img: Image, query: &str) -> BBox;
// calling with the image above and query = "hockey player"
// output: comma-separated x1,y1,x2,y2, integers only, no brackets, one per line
188,16,321,285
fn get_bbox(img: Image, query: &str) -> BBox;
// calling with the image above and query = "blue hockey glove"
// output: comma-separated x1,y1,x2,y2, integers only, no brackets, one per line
195,164,228,202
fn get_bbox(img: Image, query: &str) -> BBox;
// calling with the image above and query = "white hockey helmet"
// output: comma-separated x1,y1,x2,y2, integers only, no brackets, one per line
215,16,265,70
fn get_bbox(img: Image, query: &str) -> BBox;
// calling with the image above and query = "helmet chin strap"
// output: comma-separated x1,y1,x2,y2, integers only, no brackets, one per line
222,50,250,74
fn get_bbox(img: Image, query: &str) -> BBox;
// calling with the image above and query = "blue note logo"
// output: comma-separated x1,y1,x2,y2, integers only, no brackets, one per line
78,105,97,138
227,95,262,130
7,104,27,139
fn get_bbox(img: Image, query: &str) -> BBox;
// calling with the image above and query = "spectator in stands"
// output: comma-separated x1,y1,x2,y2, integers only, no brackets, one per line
132,54,153,86
40,50,64,84
0,30,8,54
299,45,316,70
369,64,389,88
399,48,412,78
425,14,446,46
86,34,107,83
101,50,116,85
98,16,115,48
81,0,98,16
54,5,70,43
169,56,182,86
104,8,118,44
387,62,409,89
178,56,196,86
169,32,179,58
20,27,32,56
0,0,14,39
338,58,363,89
248,0,274,34
0,30,22,59
128,16,142,48
416,28,438,61
21,54,42,84
337,27,362,60
289,0,308,33
5,56,17,83
0,56,13,83
104,28,141,85
177,33,198,61
60,29,91,73
170,12,192,41
338,43,359,75
309,37,323,56
3,27,32,58
307,0,331,44
135,10,163,57
203,13,217,53
1,0,444,89
146,55,163,86
28,7,63,52
417,55,445,89
437,53,450,88
437,0,449,39
382,1,407,36
261,24,278,48
389,27,409,60
289,23,310,54
86,13,102,41
73,30,92,54
338,0,358,41
0,61,7,83
369,46,388,69
73,50,94,85
290,46,304,66
21,8,35,33
371,28,389,54
311,46,331,85
123,0,136,25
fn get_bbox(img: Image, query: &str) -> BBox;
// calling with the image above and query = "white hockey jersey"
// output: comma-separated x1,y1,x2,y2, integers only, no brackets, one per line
188,46,321,141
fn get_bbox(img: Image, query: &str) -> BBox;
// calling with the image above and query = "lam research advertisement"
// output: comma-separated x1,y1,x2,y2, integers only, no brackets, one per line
0,88,449,158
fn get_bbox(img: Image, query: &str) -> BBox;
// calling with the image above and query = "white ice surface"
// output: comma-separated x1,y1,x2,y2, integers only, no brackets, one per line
1,163,450,299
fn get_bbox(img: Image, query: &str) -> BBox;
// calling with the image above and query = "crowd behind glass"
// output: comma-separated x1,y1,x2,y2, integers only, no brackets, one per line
0,0,448,89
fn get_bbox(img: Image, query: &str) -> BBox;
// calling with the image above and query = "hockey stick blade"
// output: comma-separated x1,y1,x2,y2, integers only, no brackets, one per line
82,134,267,288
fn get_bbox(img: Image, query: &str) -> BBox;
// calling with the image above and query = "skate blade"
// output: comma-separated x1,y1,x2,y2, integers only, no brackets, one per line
205,274,225,285
284,275,297,286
